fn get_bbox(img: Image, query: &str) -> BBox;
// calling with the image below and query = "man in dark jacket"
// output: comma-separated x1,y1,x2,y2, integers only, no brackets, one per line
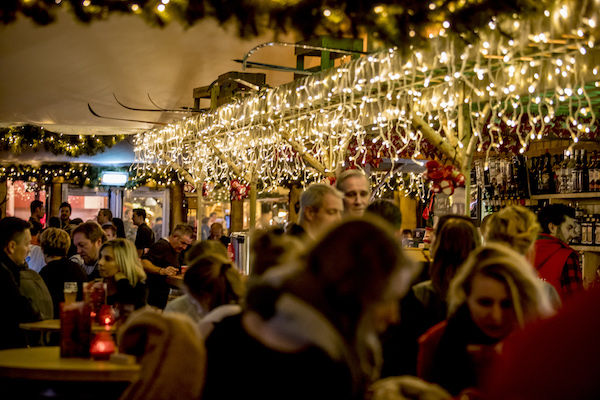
142,224,194,309
133,208,154,257
0,217,40,348
535,204,582,298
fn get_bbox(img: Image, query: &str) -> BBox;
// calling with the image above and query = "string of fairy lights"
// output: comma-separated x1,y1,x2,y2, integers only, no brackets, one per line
133,0,600,198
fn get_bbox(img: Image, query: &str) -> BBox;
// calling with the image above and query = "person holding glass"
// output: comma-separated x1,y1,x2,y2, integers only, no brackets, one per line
39,228,87,318
97,239,147,311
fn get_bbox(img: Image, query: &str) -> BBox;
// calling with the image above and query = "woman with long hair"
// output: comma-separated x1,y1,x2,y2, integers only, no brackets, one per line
202,217,415,400
164,240,242,324
382,215,480,377
485,205,561,309
417,243,553,395
97,239,147,310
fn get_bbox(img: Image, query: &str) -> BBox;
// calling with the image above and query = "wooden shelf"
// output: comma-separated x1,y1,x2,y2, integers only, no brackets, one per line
531,192,600,200
572,245,600,252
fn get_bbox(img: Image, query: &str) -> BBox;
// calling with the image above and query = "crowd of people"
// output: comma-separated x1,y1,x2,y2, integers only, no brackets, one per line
1,169,598,399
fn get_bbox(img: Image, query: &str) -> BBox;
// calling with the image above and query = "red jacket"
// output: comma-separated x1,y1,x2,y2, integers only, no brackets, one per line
533,233,577,295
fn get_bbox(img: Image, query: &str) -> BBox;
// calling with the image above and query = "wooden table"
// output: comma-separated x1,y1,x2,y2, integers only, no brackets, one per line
19,319,117,346
0,347,139,382
166,274,184,288
19,319,117,334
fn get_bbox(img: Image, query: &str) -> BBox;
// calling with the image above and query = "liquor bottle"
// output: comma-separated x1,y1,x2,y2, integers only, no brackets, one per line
515,155,528,198
590,151,598,192
580,217,588,245
572,150,581,193
553,154,562,194
581,149,589,192
566,151,575,193
540,151,554,194
595,215,600,245
572,204,583,244
528,156,538,195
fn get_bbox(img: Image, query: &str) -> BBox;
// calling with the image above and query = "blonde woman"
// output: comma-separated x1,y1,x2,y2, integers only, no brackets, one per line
97,239,147,310
417,243,553,396
485,205,561,309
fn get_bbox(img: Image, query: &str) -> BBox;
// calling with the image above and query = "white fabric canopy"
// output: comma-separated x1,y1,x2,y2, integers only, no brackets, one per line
0,9,296,138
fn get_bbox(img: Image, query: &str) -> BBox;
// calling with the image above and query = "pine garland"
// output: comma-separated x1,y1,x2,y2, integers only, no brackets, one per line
1,0,549,48
0,125,126,157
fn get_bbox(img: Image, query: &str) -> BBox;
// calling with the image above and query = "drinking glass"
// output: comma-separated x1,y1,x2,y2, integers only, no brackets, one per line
64,282,78,304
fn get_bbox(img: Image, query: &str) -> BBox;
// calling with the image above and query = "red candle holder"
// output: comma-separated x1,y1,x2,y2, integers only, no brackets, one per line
90,331,115,360
98,304,116,327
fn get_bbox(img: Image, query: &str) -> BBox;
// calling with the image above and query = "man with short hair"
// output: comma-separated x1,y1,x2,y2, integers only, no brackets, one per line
336,169,371,217
72,221,107,280
96,208,113,226
133,208,154,257
290,183,344,240
142,224,194,309
200,217,210,241
0,217,40,348
58,202,72,231
366,199,403,238
535,204,582,298
209,222,230,246
29,200,45,231
152,217,163,242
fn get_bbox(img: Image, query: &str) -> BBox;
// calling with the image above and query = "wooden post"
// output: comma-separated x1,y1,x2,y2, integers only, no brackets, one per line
249,180,257,231
49,181,63,218
230,199,243,233
288,184,302,224
169,183,185,231
196,189,203,240
0,181,6,219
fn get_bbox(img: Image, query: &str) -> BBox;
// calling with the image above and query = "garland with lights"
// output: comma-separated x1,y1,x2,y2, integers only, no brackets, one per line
0,164,96,186
133,1,600,201
0,125,126,157
2,0,547,50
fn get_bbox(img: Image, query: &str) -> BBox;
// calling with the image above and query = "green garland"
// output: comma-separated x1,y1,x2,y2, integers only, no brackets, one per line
0,125,126,157
0,163,181,189
1,0,550,48
0,163,97,186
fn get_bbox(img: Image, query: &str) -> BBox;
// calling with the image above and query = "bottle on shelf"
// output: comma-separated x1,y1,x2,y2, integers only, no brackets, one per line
581,149,589,193
540,150,554,194
572,149,581,193
566,150,575,193
594,215,600,246
581,217,590,245
590,150,598,192
553,154,562,194
527,156,538,195
572,203,583,245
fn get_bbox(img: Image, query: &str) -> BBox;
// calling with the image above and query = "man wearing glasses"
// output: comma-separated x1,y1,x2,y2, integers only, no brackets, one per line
142,224,194,309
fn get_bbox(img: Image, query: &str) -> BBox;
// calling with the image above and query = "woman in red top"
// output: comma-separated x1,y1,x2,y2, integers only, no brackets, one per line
417,243,553,395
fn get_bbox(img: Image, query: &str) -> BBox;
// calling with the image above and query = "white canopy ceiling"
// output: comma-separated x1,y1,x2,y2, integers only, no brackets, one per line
0,9,297,137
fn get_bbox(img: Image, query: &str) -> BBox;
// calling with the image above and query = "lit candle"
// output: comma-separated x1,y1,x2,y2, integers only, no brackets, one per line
90,332,115,360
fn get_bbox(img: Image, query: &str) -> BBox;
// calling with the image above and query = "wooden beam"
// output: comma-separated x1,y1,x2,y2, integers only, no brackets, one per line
207,143,252,182
411,113,464,167
279,131,334,177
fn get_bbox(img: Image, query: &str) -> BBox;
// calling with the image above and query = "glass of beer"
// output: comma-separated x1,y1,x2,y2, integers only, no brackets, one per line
64,282,78,304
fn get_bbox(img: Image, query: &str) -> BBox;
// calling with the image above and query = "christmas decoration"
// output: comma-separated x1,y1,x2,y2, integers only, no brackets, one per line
134,0,600,201
422,160,465,196
1,0,547,51
0,125,125,157
230,179,249,201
